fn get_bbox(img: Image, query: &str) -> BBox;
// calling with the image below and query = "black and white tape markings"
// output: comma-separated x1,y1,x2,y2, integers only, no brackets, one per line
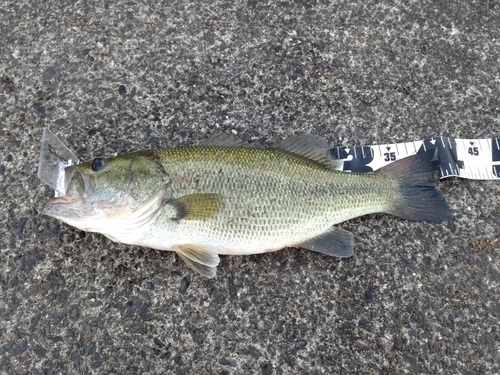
331,137,500,180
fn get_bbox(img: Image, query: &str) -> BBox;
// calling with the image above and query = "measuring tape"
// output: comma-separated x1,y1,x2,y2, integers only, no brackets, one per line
331,137,500,180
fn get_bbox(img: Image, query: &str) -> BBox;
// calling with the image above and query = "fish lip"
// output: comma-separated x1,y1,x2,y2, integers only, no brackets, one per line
44,195,85,206
79,169,94,198
63,164,77,196
44,167,94,208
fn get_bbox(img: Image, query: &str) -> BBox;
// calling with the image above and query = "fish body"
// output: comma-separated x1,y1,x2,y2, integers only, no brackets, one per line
44,133,451,277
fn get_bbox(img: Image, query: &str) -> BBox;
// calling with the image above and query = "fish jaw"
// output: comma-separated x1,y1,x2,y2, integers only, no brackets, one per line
44,198,94,231
43,165,105,230
44,191,135,236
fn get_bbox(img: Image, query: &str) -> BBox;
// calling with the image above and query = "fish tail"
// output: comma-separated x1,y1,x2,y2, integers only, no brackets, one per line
380,149,452,222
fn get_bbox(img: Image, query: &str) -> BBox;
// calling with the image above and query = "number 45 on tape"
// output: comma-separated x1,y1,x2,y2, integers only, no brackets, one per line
331,137,500,180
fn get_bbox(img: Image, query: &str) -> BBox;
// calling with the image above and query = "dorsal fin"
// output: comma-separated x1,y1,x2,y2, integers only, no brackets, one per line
276,133,340,169
199,132,261,148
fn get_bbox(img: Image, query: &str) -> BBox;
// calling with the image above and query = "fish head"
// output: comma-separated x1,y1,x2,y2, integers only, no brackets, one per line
44,151,170,234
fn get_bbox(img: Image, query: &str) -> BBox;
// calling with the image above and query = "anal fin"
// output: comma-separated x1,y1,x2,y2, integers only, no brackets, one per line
176,244,220,278
297,226,354,258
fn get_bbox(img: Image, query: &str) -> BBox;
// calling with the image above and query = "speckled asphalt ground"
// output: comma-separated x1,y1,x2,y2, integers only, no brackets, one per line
1,1,499,374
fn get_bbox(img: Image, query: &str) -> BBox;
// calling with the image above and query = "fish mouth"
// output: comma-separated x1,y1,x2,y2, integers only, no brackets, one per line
44,166,94,211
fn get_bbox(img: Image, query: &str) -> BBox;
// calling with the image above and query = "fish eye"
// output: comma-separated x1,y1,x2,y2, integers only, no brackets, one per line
91,158,105,172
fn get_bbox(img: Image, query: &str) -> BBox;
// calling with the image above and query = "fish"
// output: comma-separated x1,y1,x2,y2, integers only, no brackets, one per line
44,133,452,278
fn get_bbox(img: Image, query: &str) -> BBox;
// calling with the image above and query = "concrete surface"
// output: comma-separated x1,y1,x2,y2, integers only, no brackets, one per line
1,0,499,374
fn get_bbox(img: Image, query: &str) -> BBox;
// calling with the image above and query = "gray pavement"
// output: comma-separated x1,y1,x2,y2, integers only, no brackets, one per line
1,1,499,374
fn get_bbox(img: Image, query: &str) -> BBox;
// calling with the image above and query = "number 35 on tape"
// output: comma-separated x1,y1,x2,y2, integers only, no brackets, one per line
331,137,500,180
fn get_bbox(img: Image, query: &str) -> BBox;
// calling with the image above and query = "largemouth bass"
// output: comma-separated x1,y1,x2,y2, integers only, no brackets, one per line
44,133,451,277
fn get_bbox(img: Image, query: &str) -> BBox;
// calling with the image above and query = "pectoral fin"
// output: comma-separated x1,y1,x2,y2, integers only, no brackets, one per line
169,193,221,220
298,226,354,257
176,244,220,278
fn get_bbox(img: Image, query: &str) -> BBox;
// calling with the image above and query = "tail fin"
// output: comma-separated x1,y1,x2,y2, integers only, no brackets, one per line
380,149,452,223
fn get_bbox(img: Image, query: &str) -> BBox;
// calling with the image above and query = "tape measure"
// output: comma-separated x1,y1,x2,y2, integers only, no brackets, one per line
331,137,500,180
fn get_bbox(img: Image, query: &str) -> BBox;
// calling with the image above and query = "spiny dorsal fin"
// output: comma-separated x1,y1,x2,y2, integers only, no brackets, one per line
169,193,221,220
199,132,261,148
276,133,341,170
176,244,220,278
